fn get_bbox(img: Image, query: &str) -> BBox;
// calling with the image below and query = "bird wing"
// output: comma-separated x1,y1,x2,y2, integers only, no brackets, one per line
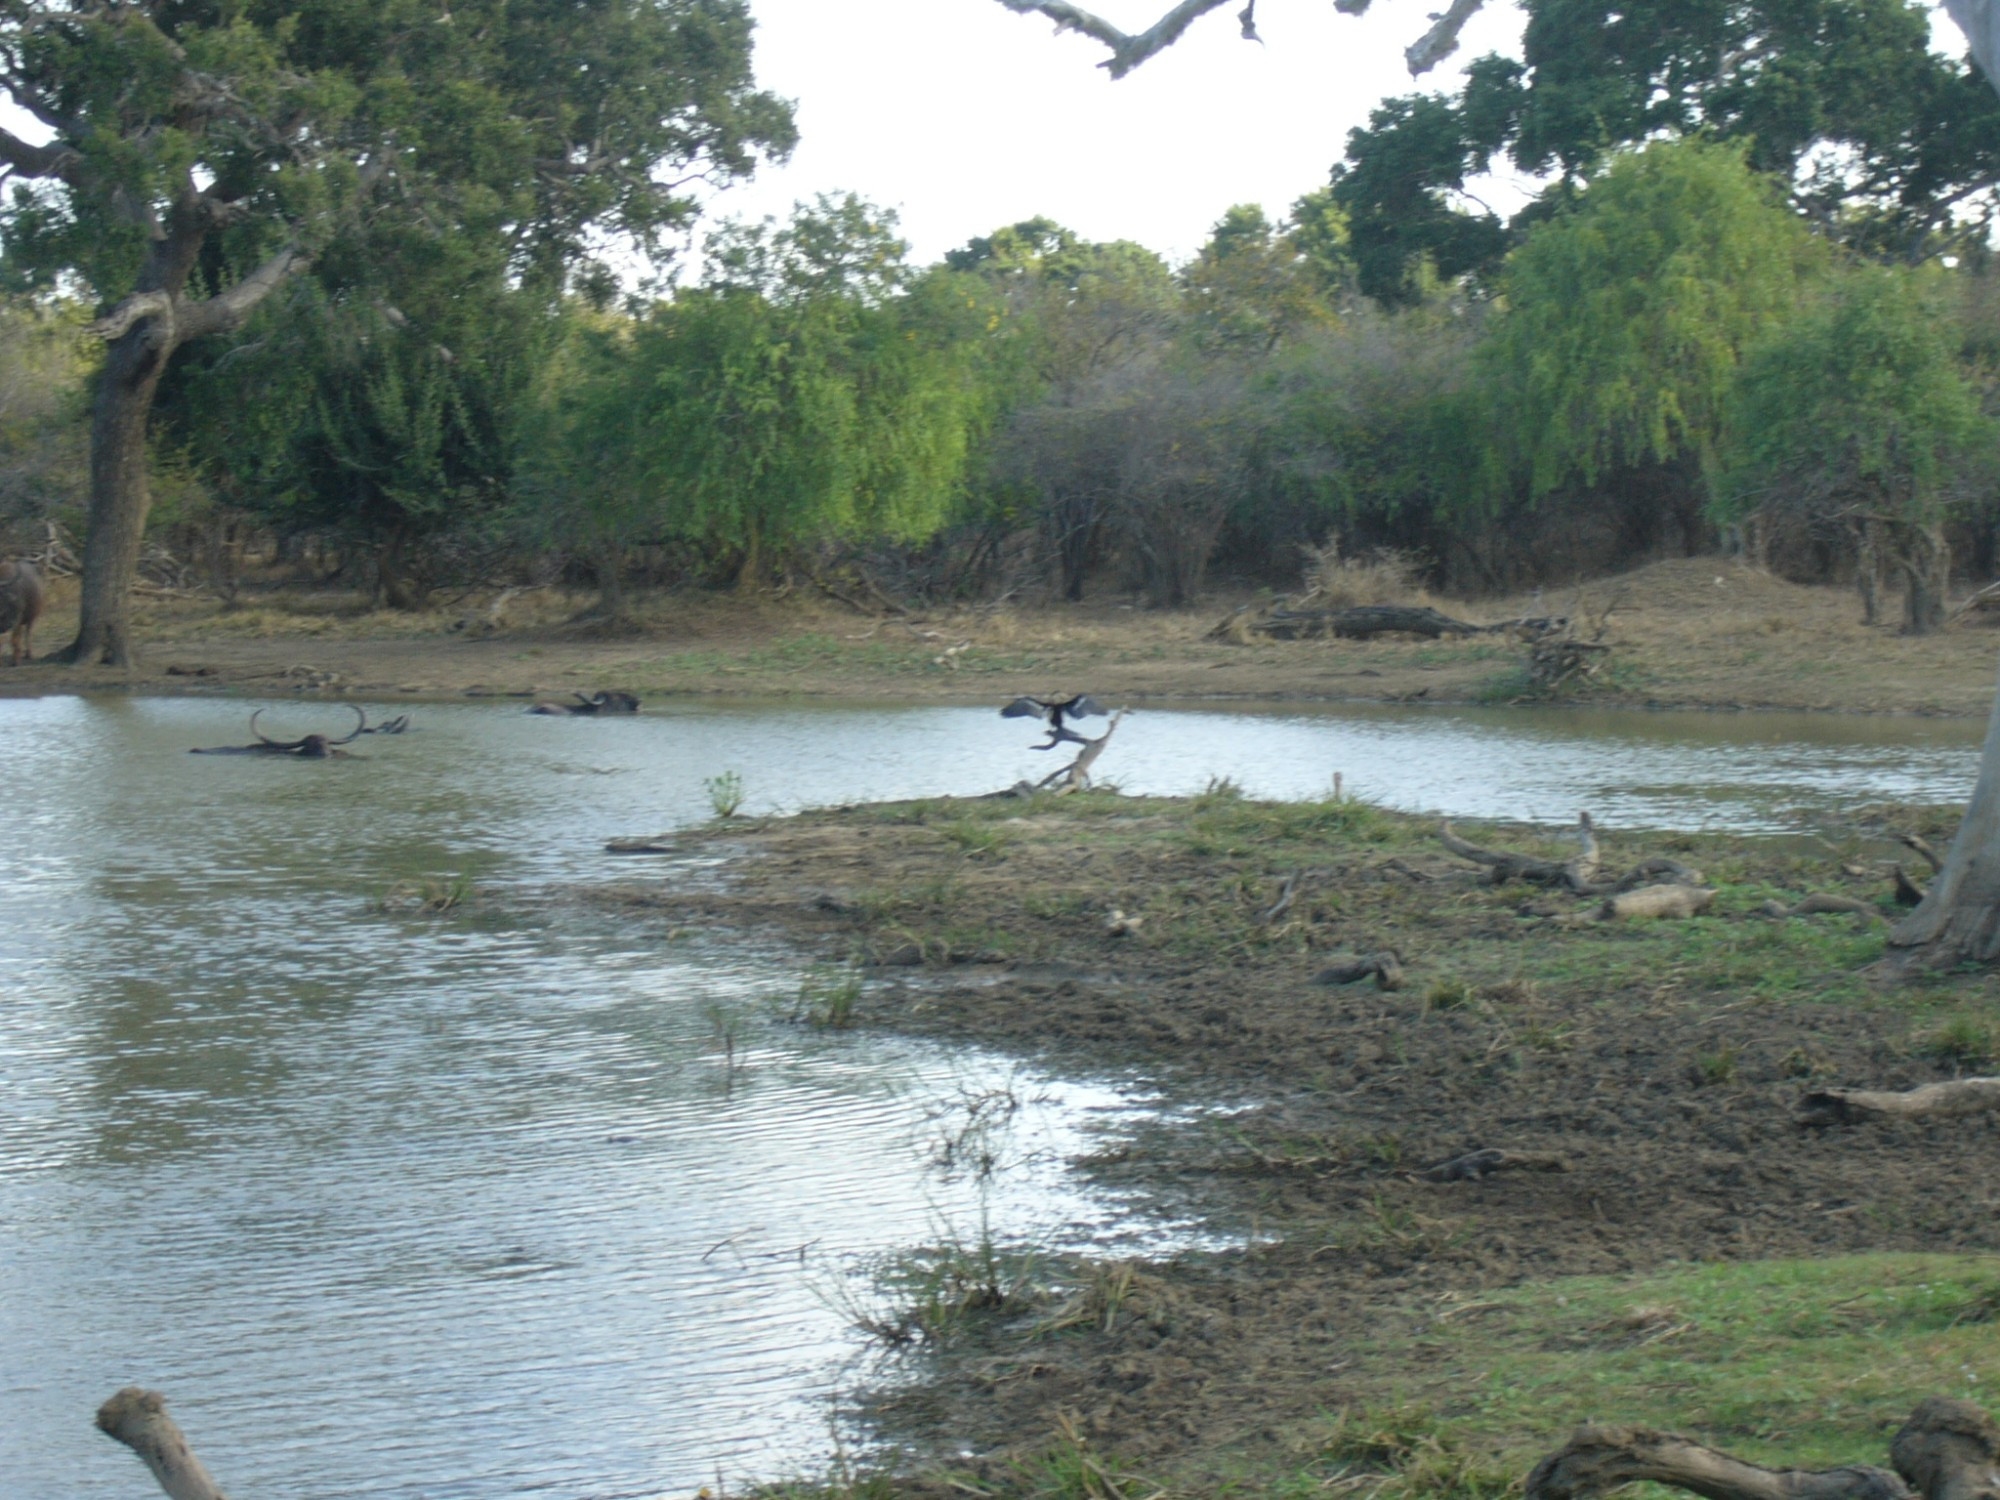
1001,697,1048,719
1065,694,1107,718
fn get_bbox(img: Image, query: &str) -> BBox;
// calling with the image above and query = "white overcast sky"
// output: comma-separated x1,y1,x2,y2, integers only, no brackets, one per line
698,0,1537,269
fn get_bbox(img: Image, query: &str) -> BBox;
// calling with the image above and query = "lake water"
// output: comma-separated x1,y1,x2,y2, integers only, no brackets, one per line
1,693,1986,1497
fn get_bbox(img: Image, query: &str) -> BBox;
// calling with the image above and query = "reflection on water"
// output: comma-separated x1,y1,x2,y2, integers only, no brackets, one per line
0,693,1983,1496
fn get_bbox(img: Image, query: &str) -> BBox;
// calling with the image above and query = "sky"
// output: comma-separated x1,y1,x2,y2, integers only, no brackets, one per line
694,0,1537,270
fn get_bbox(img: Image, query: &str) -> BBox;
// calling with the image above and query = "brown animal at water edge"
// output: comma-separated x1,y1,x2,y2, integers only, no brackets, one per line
0,560,44,665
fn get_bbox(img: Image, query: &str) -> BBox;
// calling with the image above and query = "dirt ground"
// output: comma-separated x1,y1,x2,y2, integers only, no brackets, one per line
11,556,2000,715
596,786,2000,1494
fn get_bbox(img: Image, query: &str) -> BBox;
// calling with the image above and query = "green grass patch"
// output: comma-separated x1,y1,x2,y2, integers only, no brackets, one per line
1302,1253,2000,1496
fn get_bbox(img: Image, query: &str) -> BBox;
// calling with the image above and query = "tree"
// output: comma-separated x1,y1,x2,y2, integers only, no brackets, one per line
1714,266,1993,634
1334,0,2000,299
1180,203,1344,352
0,0,794,664
530,197,989,591
1474,139,1824,553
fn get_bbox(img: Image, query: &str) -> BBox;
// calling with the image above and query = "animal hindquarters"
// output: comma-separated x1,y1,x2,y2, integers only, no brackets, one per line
0,561,44,664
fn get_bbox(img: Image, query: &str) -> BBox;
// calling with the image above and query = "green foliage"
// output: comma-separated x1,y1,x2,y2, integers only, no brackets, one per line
1479,139,1823,503
704,770,746,819
1714,264,1995,532
0,1,797,302
1332,0,2000,295
522,197,990,581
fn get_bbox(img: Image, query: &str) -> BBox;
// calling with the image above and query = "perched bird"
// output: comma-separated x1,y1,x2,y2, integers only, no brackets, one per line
1002,693,1106,750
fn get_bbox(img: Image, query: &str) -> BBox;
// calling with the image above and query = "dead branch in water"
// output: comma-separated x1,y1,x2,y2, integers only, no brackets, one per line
96,1389,230,1500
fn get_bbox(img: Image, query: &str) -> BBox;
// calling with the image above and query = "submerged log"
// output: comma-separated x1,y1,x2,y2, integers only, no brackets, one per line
96,1389,230,1500
1798,1077,2000,1127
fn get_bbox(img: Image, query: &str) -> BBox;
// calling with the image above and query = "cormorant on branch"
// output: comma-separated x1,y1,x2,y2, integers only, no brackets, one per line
1002,693,1106,749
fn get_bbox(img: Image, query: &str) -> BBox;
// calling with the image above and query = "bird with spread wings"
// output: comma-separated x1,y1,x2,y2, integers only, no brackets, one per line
1002,693,1107,749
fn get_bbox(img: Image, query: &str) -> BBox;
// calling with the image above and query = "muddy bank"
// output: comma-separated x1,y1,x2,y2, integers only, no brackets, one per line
597,790,2000,1493
9,558,2000,716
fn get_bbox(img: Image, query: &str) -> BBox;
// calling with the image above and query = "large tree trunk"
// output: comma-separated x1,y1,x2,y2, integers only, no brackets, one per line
1892,521,1950,636
1890,653,2000,963
64,331,171,665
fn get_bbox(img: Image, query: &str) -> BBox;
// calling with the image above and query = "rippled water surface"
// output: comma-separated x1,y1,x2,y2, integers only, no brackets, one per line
0,693,1986,1497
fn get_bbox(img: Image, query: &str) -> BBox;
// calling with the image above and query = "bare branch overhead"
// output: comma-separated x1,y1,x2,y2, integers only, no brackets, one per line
991,0,1488,77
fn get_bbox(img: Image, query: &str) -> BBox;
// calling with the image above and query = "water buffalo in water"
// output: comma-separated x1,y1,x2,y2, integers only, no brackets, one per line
529,690,640,716
0,559,44,665
191,705,375,758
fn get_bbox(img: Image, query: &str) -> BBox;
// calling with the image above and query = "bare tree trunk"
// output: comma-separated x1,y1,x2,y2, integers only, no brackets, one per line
61,331,170,666
1894,521,1950,636
1890,653,2000,964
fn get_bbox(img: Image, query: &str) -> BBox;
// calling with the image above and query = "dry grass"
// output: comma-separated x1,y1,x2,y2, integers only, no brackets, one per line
1301,534,1430,609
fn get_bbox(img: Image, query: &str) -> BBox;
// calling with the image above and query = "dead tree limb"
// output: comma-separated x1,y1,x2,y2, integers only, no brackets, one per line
1762,894,1881,921
96,1388,230,1500
1440,813,1602,892
1310,951,1405,990
1033,710,1125,793
1525,1424,1910,1500
1799,1077,2000,1127
1901,834,1946,873
1421,1147,1569,1182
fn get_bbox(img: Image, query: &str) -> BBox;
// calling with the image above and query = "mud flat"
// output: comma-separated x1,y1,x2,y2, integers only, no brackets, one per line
602,787,2000,1498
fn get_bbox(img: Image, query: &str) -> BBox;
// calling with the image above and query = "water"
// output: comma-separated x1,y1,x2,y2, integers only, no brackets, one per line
0,693,1986,1498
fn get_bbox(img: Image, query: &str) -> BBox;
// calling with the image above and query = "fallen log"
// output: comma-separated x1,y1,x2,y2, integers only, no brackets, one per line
1761,893,1881,921
1798,1077,2000,1127
1600,884,1716,920
1901,833,1946,874
1311,951,1405,991
96,1388,229,1500
1894,864,1930,907
1421,1147,1569,1182
1231,603,1491,641
1440,813,1602,892
1525,1423,1909,1500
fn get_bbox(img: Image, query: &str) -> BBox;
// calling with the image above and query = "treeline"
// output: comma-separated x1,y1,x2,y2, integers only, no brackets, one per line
6,141,2000,625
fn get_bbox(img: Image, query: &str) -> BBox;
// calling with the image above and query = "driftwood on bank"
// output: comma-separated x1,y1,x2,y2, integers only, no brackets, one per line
1439,815,1710,917
1421,1147,1569,1182
1761,893,1882,922
1311,951,1405,991
1527,1397,2000,1500
96,1388,228,1500
1798,1076,2000,1127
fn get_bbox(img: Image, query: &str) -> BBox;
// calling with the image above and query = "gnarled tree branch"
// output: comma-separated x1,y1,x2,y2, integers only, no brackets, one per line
991,0,1487,77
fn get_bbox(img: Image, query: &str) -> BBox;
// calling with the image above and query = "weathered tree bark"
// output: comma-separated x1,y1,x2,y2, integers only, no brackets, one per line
57,193,305,667
1760,893,1881,923
1798,1077,2000,1126
1525,1424,1910,1500
95,1388,231,1500
1889,1397,2000,1500
1889,654,2000,965
1035,709,1125,791
1890,519,1950,636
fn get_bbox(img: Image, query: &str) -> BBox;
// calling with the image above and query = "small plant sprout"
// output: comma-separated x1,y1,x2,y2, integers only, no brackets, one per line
704,770,745,819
